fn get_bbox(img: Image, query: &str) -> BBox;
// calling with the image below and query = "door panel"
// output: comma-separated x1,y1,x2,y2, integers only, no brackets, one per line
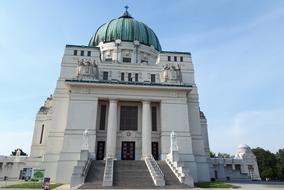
121,141,135,160
152,142,159,160
96,141,105,160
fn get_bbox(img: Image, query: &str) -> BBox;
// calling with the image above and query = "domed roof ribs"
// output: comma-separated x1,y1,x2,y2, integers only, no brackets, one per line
89,23,105,46
89,7,162,51
143,24,149,47
130,19,134,41
104,19,114,43
121,17,125,41
152,30,162,51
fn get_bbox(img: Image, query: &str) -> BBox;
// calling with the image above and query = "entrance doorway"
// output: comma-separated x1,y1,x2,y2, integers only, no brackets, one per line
121,141,135,160
152,142,159,160
96,141,105,160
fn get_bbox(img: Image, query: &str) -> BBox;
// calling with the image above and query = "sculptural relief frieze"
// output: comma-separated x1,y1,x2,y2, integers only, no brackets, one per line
160,63,183,84
76,59,99,80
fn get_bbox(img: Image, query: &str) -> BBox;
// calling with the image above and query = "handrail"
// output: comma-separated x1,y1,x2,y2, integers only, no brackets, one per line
82,156,92,177
144,155,165,186
102,157,114,186
148,155,164,177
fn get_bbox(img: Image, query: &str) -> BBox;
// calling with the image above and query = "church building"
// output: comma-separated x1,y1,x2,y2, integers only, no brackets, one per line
0,8,261,188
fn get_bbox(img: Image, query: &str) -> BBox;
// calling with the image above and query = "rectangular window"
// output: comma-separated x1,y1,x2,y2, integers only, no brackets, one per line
180,56,183,62
73,50,77,56
80,50,84,56
168,56,171,61
39,124,44,144
152,107,157,131
103,72,108,80
135,73,139,82
128,73,132,81
105,58,112,61
151,74,156,82
174,56,177,61
87,51,91,56
123,57,131,63
99,105,107,130
141,59,148,63
121,73,125,81
120,106,138,130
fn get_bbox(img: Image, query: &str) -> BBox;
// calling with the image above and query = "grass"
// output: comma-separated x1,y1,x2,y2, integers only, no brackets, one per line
2,182,63,189
195,181,241,188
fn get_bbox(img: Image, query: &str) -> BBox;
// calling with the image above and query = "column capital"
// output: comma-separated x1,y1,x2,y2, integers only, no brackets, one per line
109,99,118,103
142,100,151,104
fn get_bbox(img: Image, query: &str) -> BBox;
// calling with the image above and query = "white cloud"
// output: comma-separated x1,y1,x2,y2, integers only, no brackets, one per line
209,109,284,155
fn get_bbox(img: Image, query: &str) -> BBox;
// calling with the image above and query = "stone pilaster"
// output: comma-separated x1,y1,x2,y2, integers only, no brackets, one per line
142,100,152,158
105,99,118,159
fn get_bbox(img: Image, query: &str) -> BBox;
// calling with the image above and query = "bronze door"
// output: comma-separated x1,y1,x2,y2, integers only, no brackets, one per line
121,141,135,160
96,141,105,160
152,142,159,160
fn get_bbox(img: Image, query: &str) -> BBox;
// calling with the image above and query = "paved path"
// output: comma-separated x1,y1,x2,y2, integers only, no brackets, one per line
1,181,284,190
55,182,284,190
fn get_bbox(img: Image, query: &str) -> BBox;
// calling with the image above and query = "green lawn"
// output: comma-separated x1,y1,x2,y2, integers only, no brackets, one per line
195,181,241,188
2,182,63,189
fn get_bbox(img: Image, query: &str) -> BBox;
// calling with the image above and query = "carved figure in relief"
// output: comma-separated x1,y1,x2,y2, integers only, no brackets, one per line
76,59,99,80
160,64,182,83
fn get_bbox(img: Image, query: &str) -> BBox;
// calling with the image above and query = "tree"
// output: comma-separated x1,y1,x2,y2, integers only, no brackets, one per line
10,148,28,156
217,152,231,158
252,147,277,179
276,148,284,180
209,151,216,158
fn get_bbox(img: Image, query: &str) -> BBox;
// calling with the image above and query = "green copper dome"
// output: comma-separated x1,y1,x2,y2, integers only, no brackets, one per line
89,10,162,51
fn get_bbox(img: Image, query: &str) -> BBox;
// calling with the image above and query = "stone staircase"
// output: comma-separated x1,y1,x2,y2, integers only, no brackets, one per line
158,161,188,188
80,160,105,188
113,160,155,187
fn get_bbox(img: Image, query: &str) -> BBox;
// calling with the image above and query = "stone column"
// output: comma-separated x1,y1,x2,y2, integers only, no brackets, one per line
142,100,152,158
105,99,118,159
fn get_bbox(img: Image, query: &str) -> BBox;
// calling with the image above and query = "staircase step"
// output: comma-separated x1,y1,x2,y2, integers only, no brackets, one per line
113,160,155,187
157,161,187,187
84,160,105,185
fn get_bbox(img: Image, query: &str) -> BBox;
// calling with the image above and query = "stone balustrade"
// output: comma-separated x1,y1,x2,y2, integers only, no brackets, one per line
102,157,114,186
166,151,194,187
144,155,165,186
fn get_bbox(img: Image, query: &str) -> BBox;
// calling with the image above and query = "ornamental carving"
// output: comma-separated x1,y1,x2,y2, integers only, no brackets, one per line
76,59,99,80
160,64,183,84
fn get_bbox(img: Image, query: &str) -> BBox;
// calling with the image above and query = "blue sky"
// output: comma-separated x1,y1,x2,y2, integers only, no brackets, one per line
0,0,283,156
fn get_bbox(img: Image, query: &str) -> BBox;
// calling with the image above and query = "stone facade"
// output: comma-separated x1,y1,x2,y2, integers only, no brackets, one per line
0,9,260,185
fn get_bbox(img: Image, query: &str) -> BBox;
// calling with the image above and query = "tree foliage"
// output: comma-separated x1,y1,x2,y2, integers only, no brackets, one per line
276,148,284,179
10,148,28,156
209,151,216,158
252,147,279,179
217,152,231,158
209,151,231,158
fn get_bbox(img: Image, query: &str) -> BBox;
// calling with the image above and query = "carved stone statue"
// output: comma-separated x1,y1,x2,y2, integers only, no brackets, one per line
16,149,21,157
160,64,183,84
82,129,89,150
170,131,179,152
14,149,21,162
77,59,99,80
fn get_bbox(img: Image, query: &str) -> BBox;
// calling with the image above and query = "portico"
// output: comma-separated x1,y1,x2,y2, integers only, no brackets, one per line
100,98,157,160
64,80,192,162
